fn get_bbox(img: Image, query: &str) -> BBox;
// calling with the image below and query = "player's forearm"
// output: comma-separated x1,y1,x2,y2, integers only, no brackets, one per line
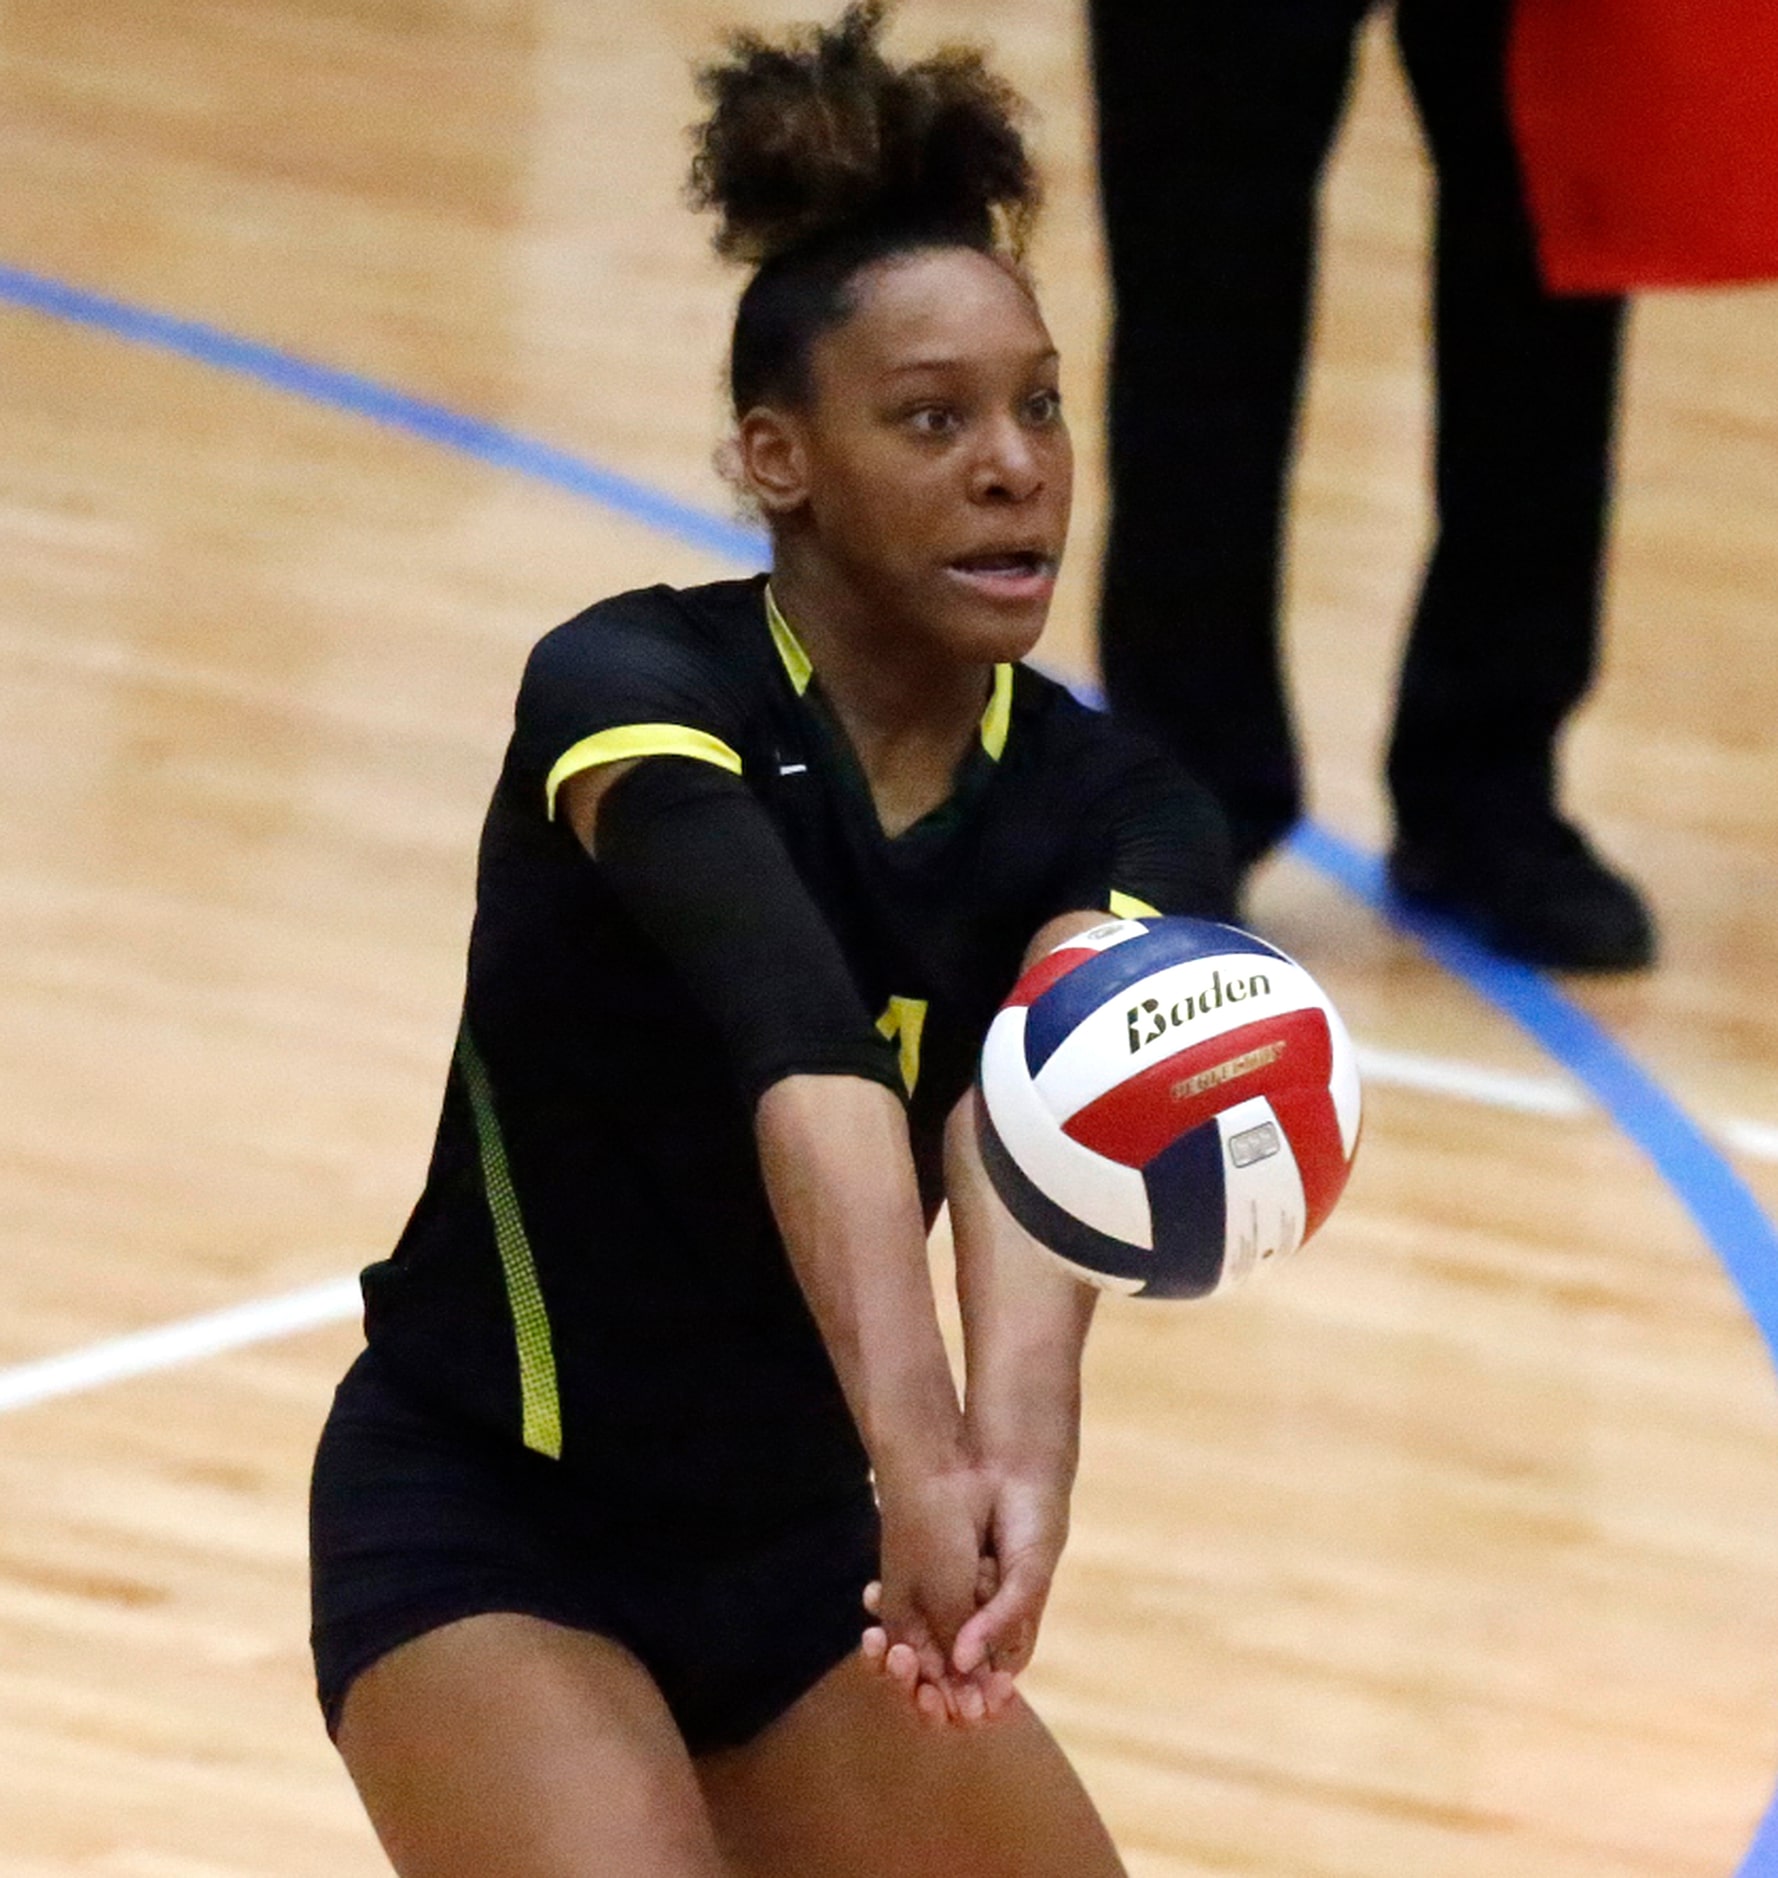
966,1299,1090,1479
948,909,1106,1473
756,1074,966,1475
946,1095,1095,1476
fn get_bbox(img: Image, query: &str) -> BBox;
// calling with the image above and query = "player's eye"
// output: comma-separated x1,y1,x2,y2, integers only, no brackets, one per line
1024,387,1063,426
905,403,961,438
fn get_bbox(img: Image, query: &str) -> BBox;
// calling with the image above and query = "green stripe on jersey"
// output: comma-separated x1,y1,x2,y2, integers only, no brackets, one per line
456,1023,563,1459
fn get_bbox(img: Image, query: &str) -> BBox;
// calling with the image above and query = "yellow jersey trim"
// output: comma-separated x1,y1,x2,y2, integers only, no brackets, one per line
544,724,743,820
980,663,1014,761
764,585,814,695
1109,889,1161,920
766,586,1015,761
456,1023,563,1460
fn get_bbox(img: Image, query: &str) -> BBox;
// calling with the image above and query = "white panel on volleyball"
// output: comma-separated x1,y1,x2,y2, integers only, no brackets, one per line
1054,917,1150,955
1215,1095,1308,1290
979,1008,1154,1250
1033,955,1326,1121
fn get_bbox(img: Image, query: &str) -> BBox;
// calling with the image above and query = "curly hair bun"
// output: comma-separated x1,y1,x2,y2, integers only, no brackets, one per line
688,1,1039,267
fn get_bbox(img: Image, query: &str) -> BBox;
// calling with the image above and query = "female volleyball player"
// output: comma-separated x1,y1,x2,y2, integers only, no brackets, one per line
308,6,1231,1873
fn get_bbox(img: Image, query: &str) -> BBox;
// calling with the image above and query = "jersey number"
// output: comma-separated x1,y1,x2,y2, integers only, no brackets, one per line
875,996,928,1097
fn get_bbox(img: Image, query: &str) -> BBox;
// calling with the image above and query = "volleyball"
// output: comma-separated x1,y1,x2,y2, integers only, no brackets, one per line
976,917,1361,1298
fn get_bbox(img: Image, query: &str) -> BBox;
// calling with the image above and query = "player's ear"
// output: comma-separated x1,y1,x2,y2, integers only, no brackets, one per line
735,406,811,517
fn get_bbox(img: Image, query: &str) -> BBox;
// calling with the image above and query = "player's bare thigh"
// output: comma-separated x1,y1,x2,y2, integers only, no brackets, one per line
335,1612,727,1878
697,1651,1128,1878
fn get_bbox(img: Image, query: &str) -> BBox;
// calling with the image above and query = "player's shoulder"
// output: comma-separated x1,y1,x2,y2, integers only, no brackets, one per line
507,577,771,779
1003,662,1229,836
1006,663,1168,772
525,576,769,684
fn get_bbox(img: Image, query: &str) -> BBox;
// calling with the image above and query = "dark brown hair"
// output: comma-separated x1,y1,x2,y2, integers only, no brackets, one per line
688,2,1041,412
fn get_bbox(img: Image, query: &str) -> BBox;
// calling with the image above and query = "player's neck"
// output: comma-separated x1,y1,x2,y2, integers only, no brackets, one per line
768,561,991,833
769,561,988,730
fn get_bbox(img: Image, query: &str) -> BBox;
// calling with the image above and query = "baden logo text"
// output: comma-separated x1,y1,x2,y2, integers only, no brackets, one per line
1126,969,1272,1054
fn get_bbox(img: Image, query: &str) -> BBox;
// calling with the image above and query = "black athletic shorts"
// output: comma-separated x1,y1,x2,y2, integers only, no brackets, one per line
308,1348,881,1754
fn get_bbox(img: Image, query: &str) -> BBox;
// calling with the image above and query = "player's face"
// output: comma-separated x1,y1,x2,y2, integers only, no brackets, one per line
797,247,1073,665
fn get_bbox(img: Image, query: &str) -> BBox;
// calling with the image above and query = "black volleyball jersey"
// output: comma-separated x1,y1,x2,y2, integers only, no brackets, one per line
362,575,1228,1517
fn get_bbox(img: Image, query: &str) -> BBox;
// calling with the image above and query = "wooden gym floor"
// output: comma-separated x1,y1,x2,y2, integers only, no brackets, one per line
2,4,1777,1873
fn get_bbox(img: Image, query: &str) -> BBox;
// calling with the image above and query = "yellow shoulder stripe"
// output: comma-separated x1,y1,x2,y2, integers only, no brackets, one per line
1109,889,1161,920
980,663,1014,761
764,585,814,695
544,723,743,820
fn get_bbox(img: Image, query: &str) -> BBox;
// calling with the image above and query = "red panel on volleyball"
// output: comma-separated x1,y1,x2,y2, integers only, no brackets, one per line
1062,1009,1334,1169
1266,1086,1351,1240
1005,944,1100,1009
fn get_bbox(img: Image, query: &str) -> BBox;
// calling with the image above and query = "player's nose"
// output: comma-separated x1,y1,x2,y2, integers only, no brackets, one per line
969,413,1045,504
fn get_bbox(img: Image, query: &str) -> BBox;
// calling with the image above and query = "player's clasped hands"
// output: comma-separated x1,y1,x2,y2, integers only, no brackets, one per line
860,1460,1068,1729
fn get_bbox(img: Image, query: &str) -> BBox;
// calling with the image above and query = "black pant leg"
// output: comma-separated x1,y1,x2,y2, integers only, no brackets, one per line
1091,0,1372,871
1389,0,1629,844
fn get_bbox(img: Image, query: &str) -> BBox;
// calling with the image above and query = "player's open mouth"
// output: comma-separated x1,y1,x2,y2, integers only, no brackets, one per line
944,550,1058,602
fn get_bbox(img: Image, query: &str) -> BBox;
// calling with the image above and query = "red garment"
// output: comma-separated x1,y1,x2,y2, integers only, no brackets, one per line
1509,0,1778,291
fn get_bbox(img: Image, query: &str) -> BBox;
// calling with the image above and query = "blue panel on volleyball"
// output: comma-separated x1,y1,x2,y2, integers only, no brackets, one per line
974,1092,1156,1287
1022,921,1289,1077
1140,1120,1229,1298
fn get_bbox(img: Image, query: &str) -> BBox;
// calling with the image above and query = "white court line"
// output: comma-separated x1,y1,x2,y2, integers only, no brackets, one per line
0,1047,1772,1419
1355,1044,1778,1162
1352,1043,1588,1117
0,1276,361,1414
1724,1117,1778,1165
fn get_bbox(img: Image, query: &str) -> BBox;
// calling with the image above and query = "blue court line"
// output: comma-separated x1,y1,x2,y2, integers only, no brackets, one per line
1280,846,1778,1876
0,262,766,568
1289,823,1778,1369
5,261,1776,1874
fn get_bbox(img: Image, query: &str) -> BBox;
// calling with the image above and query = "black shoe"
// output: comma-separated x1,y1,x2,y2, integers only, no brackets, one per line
1387,818,1657,972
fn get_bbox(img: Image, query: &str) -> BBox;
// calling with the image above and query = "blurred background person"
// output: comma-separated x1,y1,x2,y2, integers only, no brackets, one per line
1089,0,1656,972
